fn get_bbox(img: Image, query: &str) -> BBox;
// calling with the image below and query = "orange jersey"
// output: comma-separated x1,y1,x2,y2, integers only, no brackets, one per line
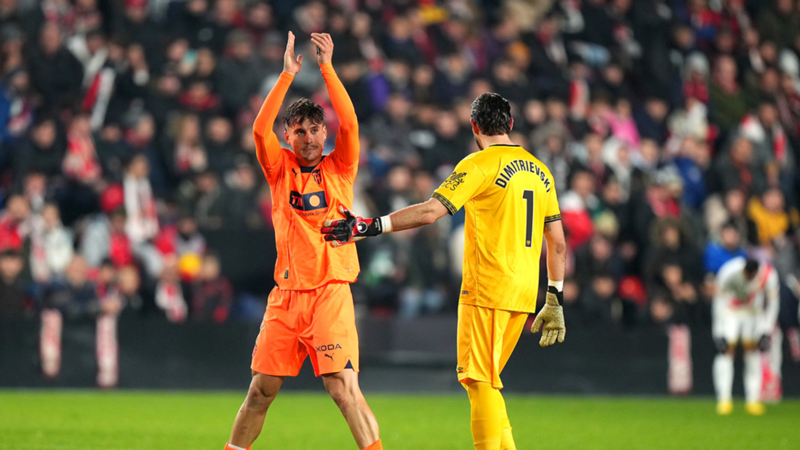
253,64,360,290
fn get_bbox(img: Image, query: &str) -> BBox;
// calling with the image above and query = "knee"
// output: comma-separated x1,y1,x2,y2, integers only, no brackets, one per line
244,382,277,412
715,338,735,357
326,380,357,410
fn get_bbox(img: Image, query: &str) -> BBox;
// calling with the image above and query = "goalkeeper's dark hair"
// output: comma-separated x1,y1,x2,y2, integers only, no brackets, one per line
470,93,512,136
284,98,325,128
744,258,760,276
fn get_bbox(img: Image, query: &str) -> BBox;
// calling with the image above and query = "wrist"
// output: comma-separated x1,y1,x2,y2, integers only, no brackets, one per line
365,216,390,236
546,286,564,306
548,279,564,291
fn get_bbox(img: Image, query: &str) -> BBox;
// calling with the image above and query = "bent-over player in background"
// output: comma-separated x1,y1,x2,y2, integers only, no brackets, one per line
322,93,567,450
224,32,383,450
713,257,779,416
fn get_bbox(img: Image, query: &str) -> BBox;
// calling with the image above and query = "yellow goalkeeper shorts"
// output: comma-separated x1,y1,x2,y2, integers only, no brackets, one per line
456,303,528,389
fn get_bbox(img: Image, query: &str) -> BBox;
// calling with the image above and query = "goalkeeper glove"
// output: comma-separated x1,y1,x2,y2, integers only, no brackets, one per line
758,334,771,352
321,206,386,247
531,286,566,347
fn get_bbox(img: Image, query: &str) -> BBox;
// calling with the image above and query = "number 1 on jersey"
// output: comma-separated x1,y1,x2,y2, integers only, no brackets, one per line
523,190,533,248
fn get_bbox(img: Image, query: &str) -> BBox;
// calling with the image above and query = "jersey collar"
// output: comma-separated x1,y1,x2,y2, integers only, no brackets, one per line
298,155,326,173
486,144,521,149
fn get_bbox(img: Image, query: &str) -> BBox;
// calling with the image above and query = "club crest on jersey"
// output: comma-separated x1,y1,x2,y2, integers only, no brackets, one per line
443,172,467,191
290,190,328,211
312,168,323,184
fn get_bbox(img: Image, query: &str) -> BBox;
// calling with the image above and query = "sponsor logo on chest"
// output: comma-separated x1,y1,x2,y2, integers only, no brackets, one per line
288,166,328,212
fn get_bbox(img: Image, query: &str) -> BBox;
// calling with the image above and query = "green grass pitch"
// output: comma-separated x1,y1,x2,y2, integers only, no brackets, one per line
1,391,798,449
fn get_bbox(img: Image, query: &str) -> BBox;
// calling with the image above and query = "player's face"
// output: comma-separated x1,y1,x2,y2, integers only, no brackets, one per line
285,119,327,165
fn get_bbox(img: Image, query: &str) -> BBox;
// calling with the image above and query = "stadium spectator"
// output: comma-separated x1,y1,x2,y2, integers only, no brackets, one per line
27,22,83,110
123,154,162,278
646,218,705,288
217,30,261,118
747,187,794,245
43,255,99,319
28,203,73,286
559,170,596,249
0,0,797,336
573,234,623,325
0,249,26,316
165,113,207,184
0,194,30,252
223,158,263,229
704,220,747,275
190,252,232,323
155,254,187,323
709,55,747,132
11,117,64,181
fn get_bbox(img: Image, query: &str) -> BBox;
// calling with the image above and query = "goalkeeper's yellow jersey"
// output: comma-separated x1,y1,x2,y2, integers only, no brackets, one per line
432,144,561,313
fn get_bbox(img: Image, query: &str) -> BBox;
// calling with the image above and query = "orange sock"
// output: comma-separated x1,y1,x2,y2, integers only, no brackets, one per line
364,439,383,450
225,443,251,450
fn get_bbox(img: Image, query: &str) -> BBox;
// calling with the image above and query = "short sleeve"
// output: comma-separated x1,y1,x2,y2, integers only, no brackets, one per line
544,180,561,223
432,159,488,215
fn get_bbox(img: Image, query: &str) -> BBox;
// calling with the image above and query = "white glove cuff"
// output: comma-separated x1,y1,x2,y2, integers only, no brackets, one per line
548,279,564,291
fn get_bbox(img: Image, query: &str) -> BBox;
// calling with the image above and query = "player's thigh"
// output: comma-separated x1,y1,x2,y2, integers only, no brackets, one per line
251,288,309,376
498,311,528,373
307,283,359,376
740,314,759,347
457,304,503,386
713,307,742,346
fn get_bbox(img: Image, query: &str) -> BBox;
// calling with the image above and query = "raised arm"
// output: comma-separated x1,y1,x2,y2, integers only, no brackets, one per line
311,33,359,167
253,32,302,181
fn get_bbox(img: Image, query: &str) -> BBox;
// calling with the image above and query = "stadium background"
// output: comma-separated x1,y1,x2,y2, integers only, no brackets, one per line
1,1,800,445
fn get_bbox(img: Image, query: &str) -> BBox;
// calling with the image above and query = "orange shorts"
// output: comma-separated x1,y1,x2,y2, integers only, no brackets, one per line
251,282,359,377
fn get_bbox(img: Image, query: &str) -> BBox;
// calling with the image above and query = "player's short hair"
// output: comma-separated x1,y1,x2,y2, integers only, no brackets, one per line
284,98,325,128
744,258,760,276
470,93,512,136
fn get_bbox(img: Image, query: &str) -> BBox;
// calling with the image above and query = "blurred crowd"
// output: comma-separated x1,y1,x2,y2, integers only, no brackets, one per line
0,0,800,331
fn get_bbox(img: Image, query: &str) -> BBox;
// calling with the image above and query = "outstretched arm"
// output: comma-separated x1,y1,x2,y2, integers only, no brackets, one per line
312,33,359,168
388,198,450,231
253,32,303,182
321,198,449,246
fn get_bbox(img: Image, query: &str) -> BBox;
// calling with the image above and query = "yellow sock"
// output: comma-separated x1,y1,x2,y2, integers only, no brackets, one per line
364,439,383,450
465,381,503,450
498,394,516,450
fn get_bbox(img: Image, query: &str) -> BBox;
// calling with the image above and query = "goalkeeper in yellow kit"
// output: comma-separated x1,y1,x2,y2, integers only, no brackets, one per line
322,93,567,450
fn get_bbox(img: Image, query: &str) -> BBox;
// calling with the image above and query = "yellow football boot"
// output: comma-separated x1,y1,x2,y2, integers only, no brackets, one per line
716,400,733,415
745,401,766,416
